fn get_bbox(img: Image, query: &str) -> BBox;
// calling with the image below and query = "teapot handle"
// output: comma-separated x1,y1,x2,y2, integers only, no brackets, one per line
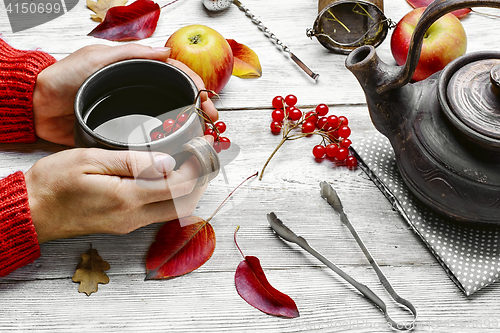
379,0,500,93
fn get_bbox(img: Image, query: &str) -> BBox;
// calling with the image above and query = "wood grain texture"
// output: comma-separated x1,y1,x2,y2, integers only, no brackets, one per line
1,1,500,332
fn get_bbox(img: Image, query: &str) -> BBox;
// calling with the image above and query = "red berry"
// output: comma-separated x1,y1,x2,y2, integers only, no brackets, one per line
172,123,181,133
270,121,282,134
329,130,340,140
327,115,339,129
346,156,358,169
150,131,164,141
285,94,298,106
272,96,284,109
312,145,326,158
213,141,222,153
285,106,295,117
272,109,285,122
163,119,176,132
289,107,302,121
338,125,351,138
220,136,231,150
305,111,318,125
316,117,329,130
315,103,329,116
302,122,316,134
205,128,218,139
339,116,349,126
340,138,352,148
337,147,349,161
177,113,189,124
215,121,227,134
204,128,214,136
326,144,339,158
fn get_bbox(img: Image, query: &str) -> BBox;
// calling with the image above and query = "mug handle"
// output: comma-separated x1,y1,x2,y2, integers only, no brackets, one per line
176,137,221,187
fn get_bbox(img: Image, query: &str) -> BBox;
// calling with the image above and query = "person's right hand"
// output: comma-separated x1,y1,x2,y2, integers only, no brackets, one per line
24,143,211,244
33,44,218,146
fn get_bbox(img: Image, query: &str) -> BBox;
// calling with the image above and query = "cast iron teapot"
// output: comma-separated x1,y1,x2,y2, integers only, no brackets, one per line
345,0,500,224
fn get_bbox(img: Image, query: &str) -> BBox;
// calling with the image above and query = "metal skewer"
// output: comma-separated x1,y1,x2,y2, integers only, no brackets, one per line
203,0,319,80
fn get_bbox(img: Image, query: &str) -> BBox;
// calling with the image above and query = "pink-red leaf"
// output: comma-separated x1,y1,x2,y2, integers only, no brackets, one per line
88,0,160,41
235,255,299,318
145,216,216,280
405,0,471,18
227,39,262,79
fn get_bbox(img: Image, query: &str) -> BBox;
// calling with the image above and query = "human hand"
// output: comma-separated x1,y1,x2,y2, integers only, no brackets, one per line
25,142,213,244
33,44,218,146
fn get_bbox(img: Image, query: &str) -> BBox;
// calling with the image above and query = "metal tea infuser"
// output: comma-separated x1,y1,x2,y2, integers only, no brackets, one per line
203,0,320,80
307,0,393,54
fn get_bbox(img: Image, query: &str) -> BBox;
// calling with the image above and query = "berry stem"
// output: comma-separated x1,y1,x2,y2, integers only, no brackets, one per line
259,136,287,180
206,172,258,223
160,0,181,9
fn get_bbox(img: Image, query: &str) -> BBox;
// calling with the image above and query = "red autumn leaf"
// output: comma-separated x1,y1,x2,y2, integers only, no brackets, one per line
227,39,262,79
145,216,216,280
405,0,471,18
234,227,299,318
88,0,161,41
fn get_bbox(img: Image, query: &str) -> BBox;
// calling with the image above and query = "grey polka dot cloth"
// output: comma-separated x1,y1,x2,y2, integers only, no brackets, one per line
354,133,500,296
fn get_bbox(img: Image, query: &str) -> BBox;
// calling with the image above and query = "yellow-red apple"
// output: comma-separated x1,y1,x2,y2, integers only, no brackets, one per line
390,7,467,81
165,24,233,94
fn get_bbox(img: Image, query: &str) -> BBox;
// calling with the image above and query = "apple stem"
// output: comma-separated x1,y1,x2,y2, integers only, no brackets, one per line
189,34,202,44
205,172,258,223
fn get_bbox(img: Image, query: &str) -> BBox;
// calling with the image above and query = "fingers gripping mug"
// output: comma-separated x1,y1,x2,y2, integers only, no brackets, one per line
74,59,220,186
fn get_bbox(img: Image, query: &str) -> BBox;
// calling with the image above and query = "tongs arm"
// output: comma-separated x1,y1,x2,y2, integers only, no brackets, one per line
267,182,418,330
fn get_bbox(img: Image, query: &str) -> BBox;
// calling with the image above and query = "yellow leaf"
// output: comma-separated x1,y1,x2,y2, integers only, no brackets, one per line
227,39,262,79
72,247,110,296
87,0,128,22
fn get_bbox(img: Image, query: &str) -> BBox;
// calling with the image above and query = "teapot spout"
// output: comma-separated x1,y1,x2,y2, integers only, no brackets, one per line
345,45,406,95
345,45,416,138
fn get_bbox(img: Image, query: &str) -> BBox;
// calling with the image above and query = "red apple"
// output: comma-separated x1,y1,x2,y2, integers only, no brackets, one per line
165,24,233,94
390,7,467,81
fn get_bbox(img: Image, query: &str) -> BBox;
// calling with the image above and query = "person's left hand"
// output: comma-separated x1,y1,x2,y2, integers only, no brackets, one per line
33,44,218,146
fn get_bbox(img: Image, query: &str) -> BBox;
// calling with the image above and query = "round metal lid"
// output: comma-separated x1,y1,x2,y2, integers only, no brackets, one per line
446,58,500,140
308,0,389,54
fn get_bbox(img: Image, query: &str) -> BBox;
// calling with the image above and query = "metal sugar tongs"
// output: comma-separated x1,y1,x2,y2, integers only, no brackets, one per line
267,181,417,330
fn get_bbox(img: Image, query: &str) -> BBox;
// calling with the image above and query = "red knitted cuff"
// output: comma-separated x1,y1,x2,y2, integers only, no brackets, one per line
0,171,40,277
0,39,57,143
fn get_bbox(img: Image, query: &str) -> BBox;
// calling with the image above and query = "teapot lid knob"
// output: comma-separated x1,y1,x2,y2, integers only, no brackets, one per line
491,64,500,93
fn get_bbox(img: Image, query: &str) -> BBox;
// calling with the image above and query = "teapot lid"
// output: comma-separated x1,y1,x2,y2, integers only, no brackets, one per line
446,58,500,140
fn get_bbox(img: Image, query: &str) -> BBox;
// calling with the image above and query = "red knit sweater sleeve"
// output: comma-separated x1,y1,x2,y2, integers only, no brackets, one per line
0,38,56,143
0,171,40,277
0,39,55,277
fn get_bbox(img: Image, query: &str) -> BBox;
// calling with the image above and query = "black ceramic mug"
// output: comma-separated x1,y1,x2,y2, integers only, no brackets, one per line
74,59,220,186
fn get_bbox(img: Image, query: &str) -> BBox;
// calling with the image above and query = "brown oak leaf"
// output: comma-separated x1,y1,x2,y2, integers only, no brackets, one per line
87,0,128,22
72,247,110,296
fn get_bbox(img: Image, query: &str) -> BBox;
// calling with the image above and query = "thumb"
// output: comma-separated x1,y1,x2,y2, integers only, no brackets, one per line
83,149,176,179
101,43,171,65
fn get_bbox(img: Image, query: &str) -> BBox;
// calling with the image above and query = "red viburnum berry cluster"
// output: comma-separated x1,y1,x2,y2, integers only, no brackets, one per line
149,110,230,154
150,112,191,142
260,94,358,180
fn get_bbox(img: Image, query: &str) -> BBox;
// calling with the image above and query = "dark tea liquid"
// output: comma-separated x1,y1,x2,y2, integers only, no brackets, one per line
84,85,192,143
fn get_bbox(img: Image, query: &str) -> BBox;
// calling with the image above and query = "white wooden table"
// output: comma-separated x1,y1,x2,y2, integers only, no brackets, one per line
2,1,500,332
